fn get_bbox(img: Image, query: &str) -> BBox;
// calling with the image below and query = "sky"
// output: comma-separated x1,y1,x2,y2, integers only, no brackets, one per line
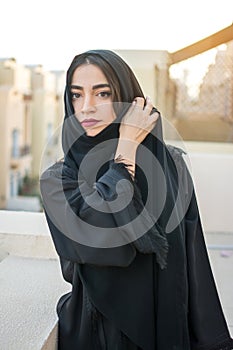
1,0,232,71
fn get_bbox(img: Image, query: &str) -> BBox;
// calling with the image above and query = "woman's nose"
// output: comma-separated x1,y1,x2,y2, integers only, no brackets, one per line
81,95,96,114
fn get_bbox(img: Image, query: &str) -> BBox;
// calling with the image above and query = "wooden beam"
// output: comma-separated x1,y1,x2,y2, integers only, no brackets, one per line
169,24,233,65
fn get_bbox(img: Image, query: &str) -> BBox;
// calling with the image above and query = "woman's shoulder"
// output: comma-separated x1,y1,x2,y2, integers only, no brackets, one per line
166,144,186,158
166,144,187,170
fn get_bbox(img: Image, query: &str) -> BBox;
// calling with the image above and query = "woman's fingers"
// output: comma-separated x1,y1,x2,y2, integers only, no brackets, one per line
133,97,145,109
119,96,160,144
123,97,159,127
134,97,156,123
133,96,153,115
150,110,160,122
143,97,154,115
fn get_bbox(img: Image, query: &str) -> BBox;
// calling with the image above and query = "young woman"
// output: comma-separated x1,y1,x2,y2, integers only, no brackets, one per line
40,50,233,350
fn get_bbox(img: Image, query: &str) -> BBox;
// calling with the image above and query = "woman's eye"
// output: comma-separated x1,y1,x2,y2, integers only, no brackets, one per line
71,92,81,100
98,91,111,98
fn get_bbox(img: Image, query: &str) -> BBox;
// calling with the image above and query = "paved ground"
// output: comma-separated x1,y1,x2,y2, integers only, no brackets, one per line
205,231,233,337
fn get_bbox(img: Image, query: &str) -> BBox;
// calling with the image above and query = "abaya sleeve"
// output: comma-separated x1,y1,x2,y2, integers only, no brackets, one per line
40,159,168,268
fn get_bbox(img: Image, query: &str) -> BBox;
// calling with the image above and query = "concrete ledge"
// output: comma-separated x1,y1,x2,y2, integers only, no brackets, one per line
0,255,70,350
6,196,41,212
0,210,49,235
0,210,57,259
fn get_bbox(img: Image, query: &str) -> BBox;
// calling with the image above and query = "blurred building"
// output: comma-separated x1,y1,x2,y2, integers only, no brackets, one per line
0,58,32,209
115,50,177,140
27,65,64,177
115,49,176,121
0,58,64,210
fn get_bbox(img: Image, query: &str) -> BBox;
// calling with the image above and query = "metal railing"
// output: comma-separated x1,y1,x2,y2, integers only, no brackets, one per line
168,25,233,142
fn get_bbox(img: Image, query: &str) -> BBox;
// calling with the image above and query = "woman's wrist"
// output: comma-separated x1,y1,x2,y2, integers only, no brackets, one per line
114,140,138,177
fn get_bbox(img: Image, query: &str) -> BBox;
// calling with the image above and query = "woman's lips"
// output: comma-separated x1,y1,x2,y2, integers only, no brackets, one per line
81,119,100,127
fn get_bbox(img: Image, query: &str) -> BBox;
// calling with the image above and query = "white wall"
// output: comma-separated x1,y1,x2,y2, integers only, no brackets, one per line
187,151,233,233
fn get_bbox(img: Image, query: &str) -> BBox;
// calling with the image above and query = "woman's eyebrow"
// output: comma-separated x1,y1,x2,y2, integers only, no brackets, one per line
70,83,111,90
92,83,111,90
70,85,83,90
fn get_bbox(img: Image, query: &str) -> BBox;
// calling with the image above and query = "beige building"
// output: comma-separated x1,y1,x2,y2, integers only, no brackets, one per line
115,49,176,121
27,65,64,177
0,58,32,209
114,50,177,140
0,58,65,210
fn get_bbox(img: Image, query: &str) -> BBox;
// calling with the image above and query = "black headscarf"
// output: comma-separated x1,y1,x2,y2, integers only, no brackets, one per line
40,50,233,350
59,49,186,266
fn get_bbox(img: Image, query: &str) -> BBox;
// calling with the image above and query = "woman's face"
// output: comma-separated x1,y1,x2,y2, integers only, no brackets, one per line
70,64,116,136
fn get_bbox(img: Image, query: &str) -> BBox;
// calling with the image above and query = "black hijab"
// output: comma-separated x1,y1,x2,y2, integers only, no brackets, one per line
59,49,187,266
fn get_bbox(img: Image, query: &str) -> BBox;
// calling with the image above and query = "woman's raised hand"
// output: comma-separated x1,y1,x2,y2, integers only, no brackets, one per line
119,97,159,145
115,97,159,177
